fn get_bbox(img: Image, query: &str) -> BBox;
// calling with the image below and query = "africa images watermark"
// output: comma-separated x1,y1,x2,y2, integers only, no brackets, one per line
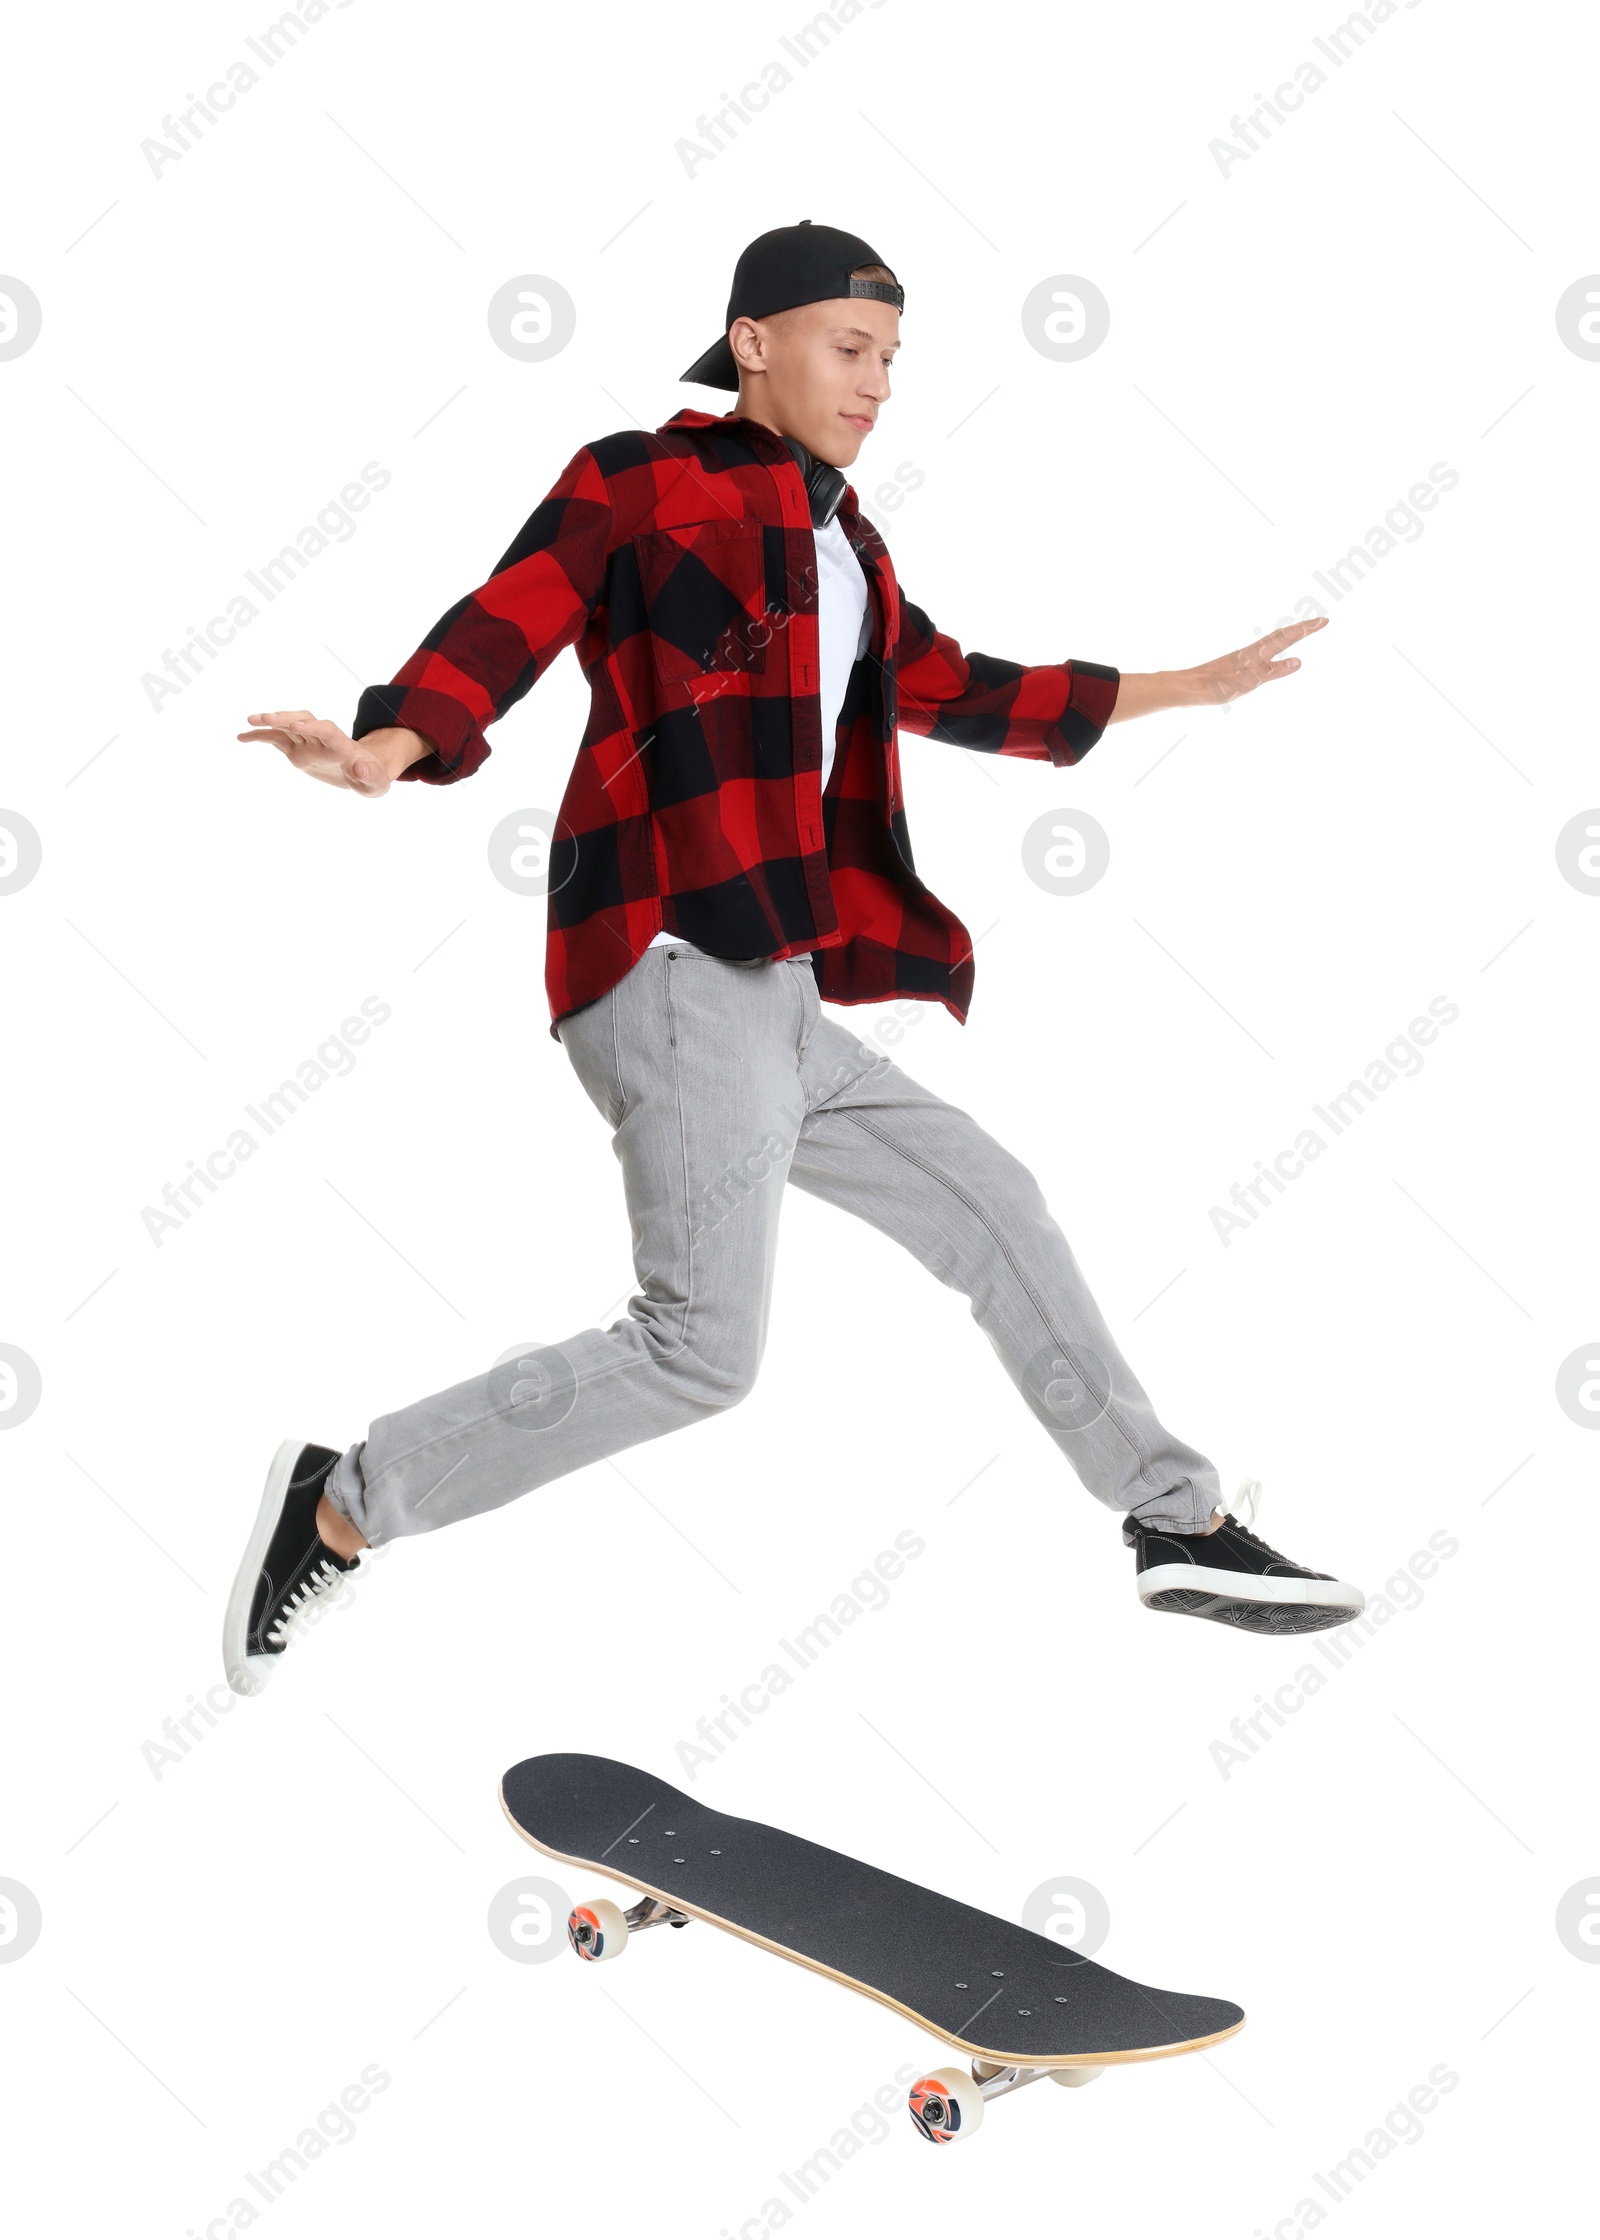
1209,1527,1459,1780
674,1,891,178
673,1528,926,1781
140,997,392,1246
141,463,392,714
1208,996,1459,1248
691,458,924,683
1209,1,1426,181
188,2062,392,2236
140,1,359,180
724,2062,926,2234
687,1026,928,1255
143,1561,390,1778
1255,462,1461,641
1258,2062,1460,2238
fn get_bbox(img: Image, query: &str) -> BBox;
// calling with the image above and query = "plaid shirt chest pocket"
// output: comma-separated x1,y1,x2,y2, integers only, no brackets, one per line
632,519,774,689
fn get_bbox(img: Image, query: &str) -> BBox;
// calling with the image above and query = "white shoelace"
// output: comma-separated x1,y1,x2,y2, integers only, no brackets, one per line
267,1557,352,1648
1231,1478,1262,1531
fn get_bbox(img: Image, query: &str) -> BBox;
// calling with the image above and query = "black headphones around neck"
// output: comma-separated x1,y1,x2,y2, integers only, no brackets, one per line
782,437,848,530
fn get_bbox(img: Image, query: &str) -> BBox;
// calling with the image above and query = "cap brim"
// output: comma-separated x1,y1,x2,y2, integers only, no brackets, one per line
679,334,739,390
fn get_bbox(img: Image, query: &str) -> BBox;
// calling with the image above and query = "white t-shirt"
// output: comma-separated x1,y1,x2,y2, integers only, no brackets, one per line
649,516,871,950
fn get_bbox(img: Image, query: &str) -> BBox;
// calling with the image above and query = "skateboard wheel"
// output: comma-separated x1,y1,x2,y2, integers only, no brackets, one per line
1050,2065,1105,2088
567,1898,629,1963
908,2066,985,2144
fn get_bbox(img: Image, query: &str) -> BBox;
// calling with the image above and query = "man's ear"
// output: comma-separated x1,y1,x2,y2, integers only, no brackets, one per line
728,315,766,376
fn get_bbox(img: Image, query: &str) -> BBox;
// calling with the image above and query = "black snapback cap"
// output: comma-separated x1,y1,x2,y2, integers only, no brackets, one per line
680,219,903,390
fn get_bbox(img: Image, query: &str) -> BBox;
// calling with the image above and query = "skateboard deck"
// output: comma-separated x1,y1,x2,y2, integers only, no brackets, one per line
500,1753,1244,2143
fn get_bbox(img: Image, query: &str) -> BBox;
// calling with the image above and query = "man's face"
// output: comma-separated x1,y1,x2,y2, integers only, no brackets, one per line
729,295,900,468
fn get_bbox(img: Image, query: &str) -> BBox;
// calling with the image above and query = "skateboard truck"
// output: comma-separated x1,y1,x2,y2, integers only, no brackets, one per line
908,2058,1105,2143
974,2058,1105,2099
566,1893,687,1959
623,1896,690,1933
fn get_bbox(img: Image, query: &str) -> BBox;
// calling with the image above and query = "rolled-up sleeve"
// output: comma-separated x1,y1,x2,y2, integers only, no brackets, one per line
894,595,1119,767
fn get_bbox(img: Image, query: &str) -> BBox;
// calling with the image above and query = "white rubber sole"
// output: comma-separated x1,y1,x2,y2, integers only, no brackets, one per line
1137,1563,1365,1612
222,1438,305,1698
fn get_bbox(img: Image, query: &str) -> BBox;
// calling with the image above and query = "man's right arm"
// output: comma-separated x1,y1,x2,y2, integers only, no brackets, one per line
350,441,615,786
239,441,614,796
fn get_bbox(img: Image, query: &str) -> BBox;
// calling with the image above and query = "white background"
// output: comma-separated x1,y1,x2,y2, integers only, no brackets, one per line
2,0,1595,2233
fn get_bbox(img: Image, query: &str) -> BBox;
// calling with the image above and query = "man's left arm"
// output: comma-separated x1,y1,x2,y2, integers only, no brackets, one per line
895,597,1329,763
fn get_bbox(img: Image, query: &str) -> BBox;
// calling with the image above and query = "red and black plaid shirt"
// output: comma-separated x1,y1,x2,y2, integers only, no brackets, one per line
353,408,1119,1034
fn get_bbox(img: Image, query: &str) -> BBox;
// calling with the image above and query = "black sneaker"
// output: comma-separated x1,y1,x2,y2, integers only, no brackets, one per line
1124,1481,1363,1634
223,1441,360,1696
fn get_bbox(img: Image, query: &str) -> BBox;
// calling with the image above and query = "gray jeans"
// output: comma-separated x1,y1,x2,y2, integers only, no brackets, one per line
325,942,1217,1543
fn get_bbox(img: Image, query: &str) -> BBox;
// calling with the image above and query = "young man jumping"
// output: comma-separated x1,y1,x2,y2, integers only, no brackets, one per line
225,220,1363,1696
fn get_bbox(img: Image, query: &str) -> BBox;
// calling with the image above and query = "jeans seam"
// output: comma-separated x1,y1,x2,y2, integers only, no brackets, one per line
656,956,697,1368
608,985,631,1127
789,961,810,1062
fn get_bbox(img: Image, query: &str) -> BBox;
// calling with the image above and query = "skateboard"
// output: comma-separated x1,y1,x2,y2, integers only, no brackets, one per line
499,1753,1244,2145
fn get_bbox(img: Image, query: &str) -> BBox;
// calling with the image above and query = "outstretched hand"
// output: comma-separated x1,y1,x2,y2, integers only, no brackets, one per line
1107,615,1329,725
237,709,399,795
1185,615,1329,707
